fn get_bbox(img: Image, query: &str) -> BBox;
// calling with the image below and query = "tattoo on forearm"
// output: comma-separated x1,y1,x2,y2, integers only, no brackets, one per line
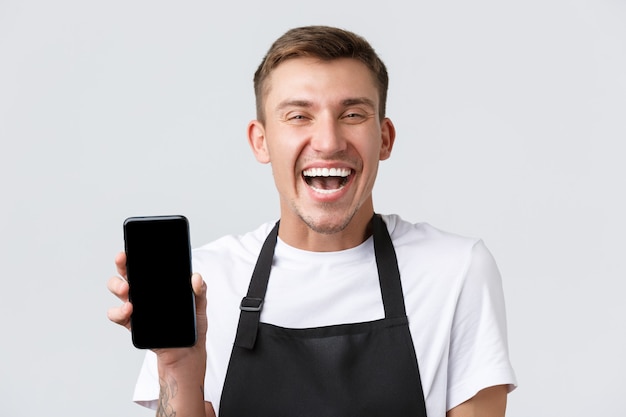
157,377,178,417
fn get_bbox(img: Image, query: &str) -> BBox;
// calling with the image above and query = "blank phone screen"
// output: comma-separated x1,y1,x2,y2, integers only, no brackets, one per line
123,216,196,349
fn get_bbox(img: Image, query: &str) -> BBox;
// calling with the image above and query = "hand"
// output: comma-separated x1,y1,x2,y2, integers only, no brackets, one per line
108,252,210,415
106,252,208,357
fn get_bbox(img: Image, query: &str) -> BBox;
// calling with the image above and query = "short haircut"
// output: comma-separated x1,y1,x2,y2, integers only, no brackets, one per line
253,26,389,122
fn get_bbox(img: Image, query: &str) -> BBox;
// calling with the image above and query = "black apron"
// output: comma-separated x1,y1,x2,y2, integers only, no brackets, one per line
219,214,428,417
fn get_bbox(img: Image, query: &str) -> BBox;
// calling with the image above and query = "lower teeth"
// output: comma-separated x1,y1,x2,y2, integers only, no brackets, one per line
310,186,343,194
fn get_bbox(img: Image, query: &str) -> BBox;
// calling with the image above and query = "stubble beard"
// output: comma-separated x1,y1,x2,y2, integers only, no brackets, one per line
293,201,362,235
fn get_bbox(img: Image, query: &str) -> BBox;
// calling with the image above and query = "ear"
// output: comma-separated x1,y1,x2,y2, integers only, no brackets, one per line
247,120,271,164
379,117,396,161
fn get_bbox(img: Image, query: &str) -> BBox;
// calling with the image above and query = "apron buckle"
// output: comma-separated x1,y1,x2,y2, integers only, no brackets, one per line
240,296,264,312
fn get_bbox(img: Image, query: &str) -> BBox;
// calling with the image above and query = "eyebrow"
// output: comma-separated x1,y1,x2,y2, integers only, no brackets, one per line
275,97,376,112
341,97,376,109
276,99,313,112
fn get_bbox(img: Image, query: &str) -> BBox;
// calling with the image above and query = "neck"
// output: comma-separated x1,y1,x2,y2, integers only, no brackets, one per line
277,204,375,252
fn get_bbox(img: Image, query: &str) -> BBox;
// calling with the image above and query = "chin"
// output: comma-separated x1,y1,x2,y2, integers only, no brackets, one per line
298,207,358,235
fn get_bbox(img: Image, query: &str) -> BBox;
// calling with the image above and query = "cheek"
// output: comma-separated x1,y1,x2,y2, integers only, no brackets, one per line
267,143,300,180
266,132,308,167
356,138,385,166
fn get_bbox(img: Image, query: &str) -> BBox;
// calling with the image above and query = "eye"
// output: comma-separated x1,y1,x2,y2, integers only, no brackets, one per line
284,113,311,124
342,111,368,124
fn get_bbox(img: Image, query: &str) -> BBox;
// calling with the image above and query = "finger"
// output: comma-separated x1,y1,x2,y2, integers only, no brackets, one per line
191,273,207,343
115,251,127,278
191,273,207,316
191,273,206,297
107,275,129,302
107,301,133,330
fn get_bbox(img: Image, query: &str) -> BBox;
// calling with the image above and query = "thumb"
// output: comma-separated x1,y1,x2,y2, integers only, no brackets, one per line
191,273,205,296
191,273,207,313
191,273,207,343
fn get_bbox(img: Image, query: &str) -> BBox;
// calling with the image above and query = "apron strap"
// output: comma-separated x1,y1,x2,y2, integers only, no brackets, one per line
372,214,407,319
234,221,279,349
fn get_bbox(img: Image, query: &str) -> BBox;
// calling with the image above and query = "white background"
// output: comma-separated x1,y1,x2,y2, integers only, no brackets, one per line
1,0,624,416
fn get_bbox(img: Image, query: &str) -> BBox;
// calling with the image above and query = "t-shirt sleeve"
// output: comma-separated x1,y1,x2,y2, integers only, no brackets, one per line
132,350,160,410
446,240,517,410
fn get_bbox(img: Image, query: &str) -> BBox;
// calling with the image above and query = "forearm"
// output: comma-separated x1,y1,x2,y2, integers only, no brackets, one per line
446,385,508,417
157,358,207,417
153,273,209,417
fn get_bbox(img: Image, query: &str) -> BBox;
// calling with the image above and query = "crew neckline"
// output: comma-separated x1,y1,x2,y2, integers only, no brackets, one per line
274,235,375,262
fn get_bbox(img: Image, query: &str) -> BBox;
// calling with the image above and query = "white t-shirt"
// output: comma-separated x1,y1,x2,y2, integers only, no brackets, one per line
133,214,517,416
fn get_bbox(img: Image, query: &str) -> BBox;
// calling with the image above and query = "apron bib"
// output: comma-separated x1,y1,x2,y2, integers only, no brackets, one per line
219,214,428,417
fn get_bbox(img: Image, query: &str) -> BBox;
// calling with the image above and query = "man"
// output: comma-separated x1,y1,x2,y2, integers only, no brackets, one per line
108,25,516,416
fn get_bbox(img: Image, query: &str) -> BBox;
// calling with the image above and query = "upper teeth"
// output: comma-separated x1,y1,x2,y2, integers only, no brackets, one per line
303,167,351,177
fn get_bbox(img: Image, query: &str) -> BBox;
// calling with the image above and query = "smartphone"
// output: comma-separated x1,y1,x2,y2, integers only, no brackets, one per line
123,215,197,349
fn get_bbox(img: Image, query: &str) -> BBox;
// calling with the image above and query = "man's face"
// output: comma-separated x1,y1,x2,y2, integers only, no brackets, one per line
248,57,395,237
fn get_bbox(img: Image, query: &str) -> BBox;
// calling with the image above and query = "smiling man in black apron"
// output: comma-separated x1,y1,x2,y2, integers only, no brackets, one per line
109,26,517,416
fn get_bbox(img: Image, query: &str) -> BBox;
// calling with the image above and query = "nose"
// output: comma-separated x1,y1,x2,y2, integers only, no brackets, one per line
310,115,347,155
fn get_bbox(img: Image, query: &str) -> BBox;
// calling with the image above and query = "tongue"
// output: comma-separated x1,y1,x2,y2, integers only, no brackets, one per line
310,176,343,190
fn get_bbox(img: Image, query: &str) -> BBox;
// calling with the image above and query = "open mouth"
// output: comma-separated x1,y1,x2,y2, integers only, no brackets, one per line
302,167,352,194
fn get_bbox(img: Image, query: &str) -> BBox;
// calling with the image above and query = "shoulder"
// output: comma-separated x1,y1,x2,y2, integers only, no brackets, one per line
190,220,279,296
191,220,278,269
381,213,482,260
381,213,498,293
